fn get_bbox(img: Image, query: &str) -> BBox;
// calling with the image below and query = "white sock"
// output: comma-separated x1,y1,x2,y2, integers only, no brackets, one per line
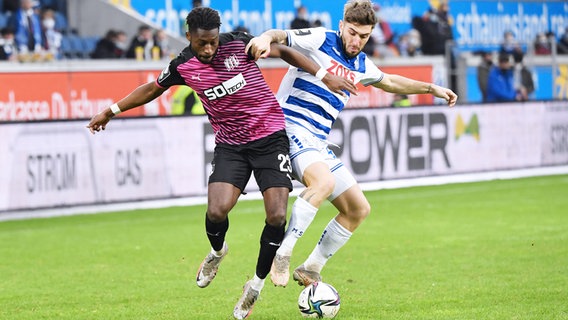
278,197,318,256
250,274,265,292
304,219,352,273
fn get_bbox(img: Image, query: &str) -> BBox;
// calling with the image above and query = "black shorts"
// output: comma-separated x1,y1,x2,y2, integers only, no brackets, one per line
209,129,293,193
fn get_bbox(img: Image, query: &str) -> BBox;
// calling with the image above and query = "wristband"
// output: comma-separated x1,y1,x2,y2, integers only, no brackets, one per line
426,84,433,94
315,68,327,81
110,103,121,115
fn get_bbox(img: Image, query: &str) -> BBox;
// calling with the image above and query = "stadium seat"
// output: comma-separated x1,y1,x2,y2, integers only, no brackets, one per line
54,11,68,32
0,12,7,29
68,34,85,58
59,34,75,59
81,36,99,58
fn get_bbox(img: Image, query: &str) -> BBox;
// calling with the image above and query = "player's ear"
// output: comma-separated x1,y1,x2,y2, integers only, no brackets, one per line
185,31,191,42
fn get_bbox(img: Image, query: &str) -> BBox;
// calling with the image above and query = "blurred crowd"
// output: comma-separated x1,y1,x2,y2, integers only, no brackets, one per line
1,0,567,66
0,0,174,62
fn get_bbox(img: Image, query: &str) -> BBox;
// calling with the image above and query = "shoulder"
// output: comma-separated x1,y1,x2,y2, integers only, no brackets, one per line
219,32,253,46
289,27,328,39
177,46,195,61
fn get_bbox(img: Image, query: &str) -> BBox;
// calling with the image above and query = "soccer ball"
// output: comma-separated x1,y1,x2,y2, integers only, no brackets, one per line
298,282,341,318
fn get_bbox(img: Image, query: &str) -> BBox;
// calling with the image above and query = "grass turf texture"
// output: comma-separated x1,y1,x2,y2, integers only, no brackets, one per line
1,175,567,320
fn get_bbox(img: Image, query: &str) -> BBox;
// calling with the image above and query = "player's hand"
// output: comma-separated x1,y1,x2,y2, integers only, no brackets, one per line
245,35,272,60
431,84,458,107
321,73,358,98
86,109,113,134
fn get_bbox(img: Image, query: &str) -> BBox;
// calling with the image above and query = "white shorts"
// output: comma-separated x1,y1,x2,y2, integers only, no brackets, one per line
287,124,357,201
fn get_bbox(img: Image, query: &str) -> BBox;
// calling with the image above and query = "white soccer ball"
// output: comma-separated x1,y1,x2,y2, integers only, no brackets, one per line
298,281,341,318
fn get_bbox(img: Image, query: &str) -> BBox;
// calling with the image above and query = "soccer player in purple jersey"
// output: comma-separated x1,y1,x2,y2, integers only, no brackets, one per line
86,6,357,320
246,0,458,288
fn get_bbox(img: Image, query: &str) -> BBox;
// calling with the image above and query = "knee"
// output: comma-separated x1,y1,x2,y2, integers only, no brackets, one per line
265,202,287,226
207,204,230,223
360,201,371,219
266,212,286,227
353,200,371,222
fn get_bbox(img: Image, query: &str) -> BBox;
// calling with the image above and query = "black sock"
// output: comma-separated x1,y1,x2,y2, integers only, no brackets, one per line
205,215,229,252
256,222,285,279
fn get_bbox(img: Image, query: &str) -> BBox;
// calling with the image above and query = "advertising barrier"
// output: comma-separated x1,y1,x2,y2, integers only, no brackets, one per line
0,59,439,121
1,102,566,214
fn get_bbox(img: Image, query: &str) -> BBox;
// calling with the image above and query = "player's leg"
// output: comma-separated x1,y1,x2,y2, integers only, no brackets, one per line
196,182,241,288
270,161,334,286
233,130,291,319
270,130,335,286
197,144,251,288
294,167,371,286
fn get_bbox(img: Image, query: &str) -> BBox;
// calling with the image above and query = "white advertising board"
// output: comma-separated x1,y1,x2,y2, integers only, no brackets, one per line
1,102,566,213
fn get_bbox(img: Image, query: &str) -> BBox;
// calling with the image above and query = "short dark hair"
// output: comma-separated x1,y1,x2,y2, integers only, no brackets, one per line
498,53,510,63
186,7,221,33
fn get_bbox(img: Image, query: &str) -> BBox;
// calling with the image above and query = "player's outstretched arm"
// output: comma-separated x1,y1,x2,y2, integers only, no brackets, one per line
87,82,167,134
373,73,458,107
268,43,357,97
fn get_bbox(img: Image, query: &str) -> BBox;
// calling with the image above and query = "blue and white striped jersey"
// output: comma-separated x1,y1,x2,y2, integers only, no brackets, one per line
276,27,384,140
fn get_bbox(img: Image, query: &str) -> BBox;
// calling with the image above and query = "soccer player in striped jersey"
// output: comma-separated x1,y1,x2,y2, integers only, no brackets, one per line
87,7,356,320
246,0,458,288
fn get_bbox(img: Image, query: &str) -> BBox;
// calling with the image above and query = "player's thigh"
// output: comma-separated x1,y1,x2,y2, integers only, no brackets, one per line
209,144,252,192
262,187,290,225
250,130,293,193
327,161,357,201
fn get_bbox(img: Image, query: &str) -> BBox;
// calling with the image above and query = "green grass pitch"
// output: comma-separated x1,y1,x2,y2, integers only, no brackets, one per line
1,175,567,320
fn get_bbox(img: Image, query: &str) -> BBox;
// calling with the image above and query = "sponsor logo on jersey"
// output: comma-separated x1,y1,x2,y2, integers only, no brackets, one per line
204,73,247,100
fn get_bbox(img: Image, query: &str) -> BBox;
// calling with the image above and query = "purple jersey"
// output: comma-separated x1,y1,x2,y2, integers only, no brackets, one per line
156,32,285,145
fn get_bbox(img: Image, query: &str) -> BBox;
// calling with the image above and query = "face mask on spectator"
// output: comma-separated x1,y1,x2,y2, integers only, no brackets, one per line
116,41,128,50
43,18,55,30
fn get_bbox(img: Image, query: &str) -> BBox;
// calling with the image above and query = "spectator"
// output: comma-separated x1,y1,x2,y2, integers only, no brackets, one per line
397,29,421,57
40,7,61,59
476,50,493,102
153,29,171,60
499,30,521,56
170,86,205,115
557,27,568,54
486,53,527,102
0,27,17,60
290,5,311,29
413,0,453,56
534,32,552,55
8,0,42,54
125,24,154,60
91,29,126,59
412,0,456,90
512,50,535,98
368,3,397,58
391,93,411,107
